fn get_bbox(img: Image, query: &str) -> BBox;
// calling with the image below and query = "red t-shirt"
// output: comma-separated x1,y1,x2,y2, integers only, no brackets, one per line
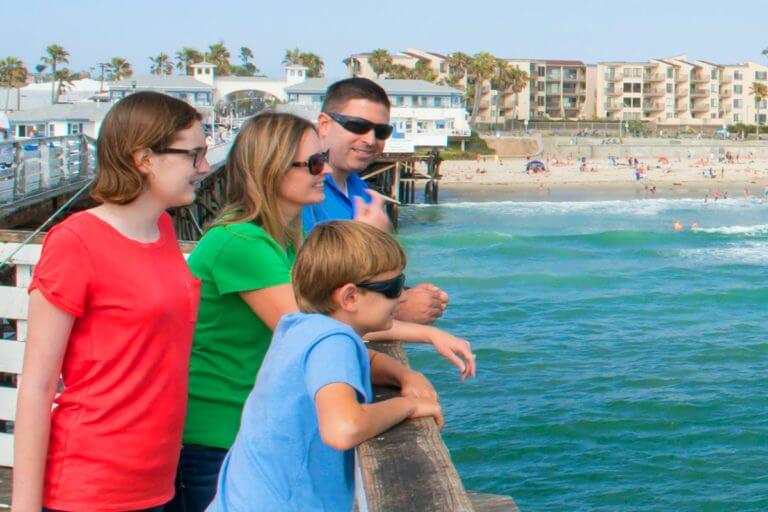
29,211,200,511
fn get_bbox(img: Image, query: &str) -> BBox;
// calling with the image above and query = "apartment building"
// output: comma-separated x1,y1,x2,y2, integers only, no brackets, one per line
593,55,768,127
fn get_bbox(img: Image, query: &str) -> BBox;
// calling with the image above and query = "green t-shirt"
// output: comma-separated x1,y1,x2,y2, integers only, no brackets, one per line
183,222,295,449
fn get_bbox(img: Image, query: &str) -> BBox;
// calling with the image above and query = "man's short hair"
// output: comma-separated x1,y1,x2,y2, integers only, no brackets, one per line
292,221,406,314
321,78,391,113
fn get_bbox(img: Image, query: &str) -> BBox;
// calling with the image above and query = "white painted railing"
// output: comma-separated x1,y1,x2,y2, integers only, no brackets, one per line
0,239,38,467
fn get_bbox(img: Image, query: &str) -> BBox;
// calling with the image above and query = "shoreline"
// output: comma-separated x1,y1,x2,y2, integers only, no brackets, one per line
436,158,768,200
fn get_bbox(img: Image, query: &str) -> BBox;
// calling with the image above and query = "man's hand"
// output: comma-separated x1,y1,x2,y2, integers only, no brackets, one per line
395,283,449,324
428,328,476,381
399,370,438,401
407,396,444,429
354,190,390,232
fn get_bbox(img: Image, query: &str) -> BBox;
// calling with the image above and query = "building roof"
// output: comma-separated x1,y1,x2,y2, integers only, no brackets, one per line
286,78,462,95
110,75,213,91
542,59,585,66
8,102,112,123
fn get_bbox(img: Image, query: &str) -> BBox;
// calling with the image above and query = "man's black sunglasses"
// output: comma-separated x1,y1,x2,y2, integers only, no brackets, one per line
153,146,208,168
356,273,406,299
292,150,329,175
326,112,394,140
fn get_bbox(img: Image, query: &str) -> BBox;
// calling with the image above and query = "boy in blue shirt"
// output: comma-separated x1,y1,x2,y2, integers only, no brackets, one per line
207,221,446,512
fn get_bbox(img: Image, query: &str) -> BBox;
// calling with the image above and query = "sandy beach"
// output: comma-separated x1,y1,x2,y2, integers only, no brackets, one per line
439,156,768,197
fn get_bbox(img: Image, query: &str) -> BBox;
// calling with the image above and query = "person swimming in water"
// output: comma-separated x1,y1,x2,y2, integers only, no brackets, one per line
674,220,683,232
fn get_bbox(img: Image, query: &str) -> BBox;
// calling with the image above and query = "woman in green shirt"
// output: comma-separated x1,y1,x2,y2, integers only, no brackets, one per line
167,113,330,512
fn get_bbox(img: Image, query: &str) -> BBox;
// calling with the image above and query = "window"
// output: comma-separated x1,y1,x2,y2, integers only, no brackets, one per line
734,99,742,108
666,112,674,119
548,83,560,94
734,71,743,80
665,98,674,107
756,71,767,80
711,98,718,107
711,69,718,79
633,83,641,93
757,113,767,124
734,84,743,94
710,84,717,93
761,99,768,109
734,114,741,122
623,83,632,93
537,82,545,91
67,123,83,135
623,97,640,107
666,83,673,93
537,96,545,106
537,66,545,77
711,113,717,119
666,68,674,78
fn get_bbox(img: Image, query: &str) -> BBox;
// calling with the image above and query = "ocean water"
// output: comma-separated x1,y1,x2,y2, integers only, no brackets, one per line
397,190,768,511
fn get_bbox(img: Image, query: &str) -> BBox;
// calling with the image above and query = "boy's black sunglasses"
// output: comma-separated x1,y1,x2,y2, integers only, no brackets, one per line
292,150,329,175
326,112,394,140
356,273,406,299
153,146,208,168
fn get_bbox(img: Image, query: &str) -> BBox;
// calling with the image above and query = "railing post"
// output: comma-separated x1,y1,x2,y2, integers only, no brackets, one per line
79,135,90,178
12,143,24,199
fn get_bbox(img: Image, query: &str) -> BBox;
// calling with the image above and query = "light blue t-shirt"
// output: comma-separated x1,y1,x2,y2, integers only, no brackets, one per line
207,312,373,512
302,173,371,233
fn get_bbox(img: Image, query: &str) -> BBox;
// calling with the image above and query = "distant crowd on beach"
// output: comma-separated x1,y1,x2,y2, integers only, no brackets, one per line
12,78,477,512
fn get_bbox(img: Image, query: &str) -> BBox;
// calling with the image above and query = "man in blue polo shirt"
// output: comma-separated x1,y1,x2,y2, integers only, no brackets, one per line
302,78,448,325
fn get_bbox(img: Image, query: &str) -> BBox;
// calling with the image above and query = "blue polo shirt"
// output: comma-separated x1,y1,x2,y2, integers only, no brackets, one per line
207,312,372,512
302,173,371,232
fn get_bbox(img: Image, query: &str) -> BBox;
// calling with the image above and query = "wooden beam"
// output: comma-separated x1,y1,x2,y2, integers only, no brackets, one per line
357,342,474,512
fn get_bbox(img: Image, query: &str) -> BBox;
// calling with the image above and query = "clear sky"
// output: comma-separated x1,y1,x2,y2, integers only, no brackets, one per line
4,0,768,78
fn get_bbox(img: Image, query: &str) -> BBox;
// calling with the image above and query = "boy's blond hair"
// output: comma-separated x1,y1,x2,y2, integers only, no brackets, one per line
292,221,407,314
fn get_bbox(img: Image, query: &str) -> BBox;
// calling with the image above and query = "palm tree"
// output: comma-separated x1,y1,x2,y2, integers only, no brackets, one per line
0,58,27,110
109,57,132,81
42,44,69,103
54,68,75,98
175,47,203,75
763,48,768,62
299,52,324,77
468,52,497,124
387,64,414,79
491,61,529,125
413,59,436,82
149,53,174,76
446,52,472,89
233,46,259,76
239,46,254,66
369,49,393,78
750,81,768,138
206,41,231,76
282,47,302,66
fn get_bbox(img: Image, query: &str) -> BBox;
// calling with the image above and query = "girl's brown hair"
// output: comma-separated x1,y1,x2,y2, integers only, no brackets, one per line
209,112,316,249
91,91,202,204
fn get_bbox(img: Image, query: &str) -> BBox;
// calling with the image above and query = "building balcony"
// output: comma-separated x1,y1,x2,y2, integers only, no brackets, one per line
644,89,665,98
675,74,689,83
642,73,665,83
720,75,733,84
692,76,710,84
675,104,688,112
605,90,622,97
604,74,621,82
605,104,621,111
690,89,709,98
691,104,710,113
642,102,664,111
721,103,733,112
720,90,733,98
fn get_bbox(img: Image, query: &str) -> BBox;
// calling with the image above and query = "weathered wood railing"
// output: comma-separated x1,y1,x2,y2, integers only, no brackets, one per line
0,231,518,511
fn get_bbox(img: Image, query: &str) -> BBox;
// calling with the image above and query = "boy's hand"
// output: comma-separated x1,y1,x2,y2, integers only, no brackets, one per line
354,191,391,232
408,397,444,429
399,370,438,401
396,283,449,324
428,328,476,381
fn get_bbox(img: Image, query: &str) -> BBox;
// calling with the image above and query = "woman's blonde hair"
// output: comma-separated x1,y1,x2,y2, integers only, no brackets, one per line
91,91,201,204
210,112,316,248
292,221,406,314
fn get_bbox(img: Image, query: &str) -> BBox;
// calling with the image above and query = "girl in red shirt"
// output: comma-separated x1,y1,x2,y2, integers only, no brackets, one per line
12,92,210,512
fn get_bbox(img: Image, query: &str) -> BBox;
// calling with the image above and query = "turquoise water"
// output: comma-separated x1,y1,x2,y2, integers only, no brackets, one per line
398,190,768,511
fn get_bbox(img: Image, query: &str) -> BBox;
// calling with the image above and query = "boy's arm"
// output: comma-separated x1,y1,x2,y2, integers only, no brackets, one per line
368,349,437,400
365,321,476,381
315,383,443,452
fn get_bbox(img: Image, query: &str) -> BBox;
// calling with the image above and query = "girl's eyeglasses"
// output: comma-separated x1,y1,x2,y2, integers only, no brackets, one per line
153,146,208,168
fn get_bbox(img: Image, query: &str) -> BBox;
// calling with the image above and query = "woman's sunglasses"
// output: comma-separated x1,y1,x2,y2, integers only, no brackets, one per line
356,273,406,299
292,150,329,175
153,146,208,168
326,112,394,140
